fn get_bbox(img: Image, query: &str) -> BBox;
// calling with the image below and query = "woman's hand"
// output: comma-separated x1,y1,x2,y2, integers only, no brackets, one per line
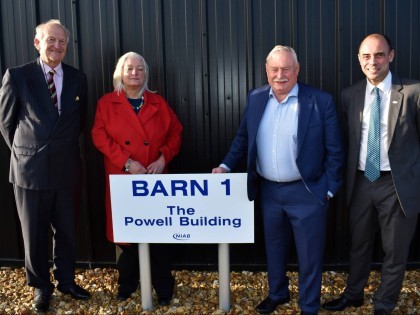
125,159,148,174
147,155,166,174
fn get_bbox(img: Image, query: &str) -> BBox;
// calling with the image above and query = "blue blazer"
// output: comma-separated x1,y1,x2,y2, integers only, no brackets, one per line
222,83,344,203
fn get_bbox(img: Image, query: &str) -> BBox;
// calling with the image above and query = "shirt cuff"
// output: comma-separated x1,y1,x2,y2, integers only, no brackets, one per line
219,164,231,172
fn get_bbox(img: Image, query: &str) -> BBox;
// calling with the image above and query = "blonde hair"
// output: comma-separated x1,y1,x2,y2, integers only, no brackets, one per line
113,52,153,97
35,19,70,43
266,45,299,65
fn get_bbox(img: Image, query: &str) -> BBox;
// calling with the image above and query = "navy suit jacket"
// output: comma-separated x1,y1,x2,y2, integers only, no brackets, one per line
0,58,87,190
222,83,344,203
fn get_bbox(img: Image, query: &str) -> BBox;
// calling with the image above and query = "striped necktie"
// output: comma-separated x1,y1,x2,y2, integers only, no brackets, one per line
47,69,58,109
365,87,381,182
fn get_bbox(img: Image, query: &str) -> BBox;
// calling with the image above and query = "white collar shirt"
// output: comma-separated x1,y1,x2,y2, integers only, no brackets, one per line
358,71,392,171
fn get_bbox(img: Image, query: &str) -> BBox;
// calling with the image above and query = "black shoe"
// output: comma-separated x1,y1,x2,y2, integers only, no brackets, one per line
58,284,91,300
322,295,363,311
256,296,290,314
33,294,50,312
117,290,134,301
374,310,389,315
158,296,172,306
301,312,318,315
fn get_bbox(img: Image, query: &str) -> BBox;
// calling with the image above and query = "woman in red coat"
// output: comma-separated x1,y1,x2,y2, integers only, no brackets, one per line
91,52,183,304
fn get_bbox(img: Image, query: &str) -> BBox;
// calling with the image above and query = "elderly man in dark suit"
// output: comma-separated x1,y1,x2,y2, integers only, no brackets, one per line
213,45,344,315
322,34,420,315
0,19,90,312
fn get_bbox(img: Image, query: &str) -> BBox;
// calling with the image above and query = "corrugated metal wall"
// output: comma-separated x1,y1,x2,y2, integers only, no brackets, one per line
0,0,419,268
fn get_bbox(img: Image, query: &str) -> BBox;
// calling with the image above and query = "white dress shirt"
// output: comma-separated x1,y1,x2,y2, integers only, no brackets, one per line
358,72,392,171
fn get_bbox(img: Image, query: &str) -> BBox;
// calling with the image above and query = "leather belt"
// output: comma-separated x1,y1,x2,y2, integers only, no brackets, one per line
261,177,302,185
357,170,391,176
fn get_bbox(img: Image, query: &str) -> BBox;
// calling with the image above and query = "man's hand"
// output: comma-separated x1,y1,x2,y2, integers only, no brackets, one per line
212,167,228,173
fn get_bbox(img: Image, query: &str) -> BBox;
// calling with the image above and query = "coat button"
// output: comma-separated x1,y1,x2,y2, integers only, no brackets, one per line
125,140,130,145
144,141,149,146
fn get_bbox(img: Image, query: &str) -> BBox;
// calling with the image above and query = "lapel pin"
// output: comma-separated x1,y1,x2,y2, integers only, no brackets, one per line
75,96,80,101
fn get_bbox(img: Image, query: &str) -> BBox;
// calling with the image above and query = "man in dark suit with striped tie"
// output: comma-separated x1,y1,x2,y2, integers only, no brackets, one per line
0,19,90,312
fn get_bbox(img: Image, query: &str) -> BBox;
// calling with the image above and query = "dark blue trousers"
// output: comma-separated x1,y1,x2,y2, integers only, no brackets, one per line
259,178,328,313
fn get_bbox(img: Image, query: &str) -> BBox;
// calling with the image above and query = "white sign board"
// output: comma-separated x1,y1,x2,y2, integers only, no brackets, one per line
110,173,254,243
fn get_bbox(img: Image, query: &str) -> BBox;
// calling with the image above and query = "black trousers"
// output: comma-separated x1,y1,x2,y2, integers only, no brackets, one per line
13,185,79,296
344,172,418,312
116,244,175,299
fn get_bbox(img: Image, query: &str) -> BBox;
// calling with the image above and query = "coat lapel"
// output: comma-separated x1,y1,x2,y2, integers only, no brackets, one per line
29,60,59,119
111,92,150,140
139,93,159,125
388,75,403,146
296,86,313,155
60,65,76,115
249,87,270,145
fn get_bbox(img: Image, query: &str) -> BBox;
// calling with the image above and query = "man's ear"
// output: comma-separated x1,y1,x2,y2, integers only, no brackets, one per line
34,38,40,50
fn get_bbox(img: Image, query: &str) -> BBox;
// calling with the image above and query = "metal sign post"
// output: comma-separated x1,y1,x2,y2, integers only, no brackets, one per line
138,243,231,312
218,243,230,311
139,243,153,310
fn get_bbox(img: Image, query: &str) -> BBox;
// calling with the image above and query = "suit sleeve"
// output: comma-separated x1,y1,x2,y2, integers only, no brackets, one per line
79,73,88,133
0,69,19,149
323,95,344,195
221,102,249,170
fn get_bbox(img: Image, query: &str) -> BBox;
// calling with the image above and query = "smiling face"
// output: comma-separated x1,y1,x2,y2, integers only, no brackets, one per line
34,23,68,68
265,50,300,102
358,34,394,86
122,56,146,91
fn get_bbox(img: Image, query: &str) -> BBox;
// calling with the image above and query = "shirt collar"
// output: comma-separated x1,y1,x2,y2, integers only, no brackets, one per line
269,83,299,103
40,60,63,77
366,71,392,94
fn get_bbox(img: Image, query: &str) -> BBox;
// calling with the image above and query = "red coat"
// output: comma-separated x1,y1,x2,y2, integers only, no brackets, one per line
91,90,183,242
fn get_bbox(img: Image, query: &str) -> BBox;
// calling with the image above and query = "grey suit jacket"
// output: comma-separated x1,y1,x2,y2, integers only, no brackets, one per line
0,58,87,190
341,73,420,218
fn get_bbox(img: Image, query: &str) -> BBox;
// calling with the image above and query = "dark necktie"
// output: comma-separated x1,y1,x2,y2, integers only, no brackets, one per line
47,69,58,109
365,87,381,182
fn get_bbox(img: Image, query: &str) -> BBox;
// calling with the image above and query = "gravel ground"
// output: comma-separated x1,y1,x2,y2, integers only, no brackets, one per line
0,267,418,314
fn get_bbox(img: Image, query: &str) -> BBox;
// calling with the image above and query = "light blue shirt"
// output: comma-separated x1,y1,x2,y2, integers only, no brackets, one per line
256,84,301,182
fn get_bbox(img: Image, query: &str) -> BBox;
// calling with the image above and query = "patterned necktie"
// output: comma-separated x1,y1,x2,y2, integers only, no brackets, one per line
47,69,58,109
365,87,381,182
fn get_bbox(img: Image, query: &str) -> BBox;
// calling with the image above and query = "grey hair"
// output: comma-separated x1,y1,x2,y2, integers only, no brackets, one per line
266,45,299,65
113,52,153,97
35,19,70,43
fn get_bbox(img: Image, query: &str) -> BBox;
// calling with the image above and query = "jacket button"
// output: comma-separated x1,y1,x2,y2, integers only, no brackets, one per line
125,140,130,145
144,141,149,146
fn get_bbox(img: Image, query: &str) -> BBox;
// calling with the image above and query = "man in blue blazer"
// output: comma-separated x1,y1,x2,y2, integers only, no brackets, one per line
0,20,90,312
213,45,344,315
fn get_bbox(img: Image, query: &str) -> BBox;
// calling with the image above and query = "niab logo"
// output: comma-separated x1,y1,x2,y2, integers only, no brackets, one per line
173,233,191,240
